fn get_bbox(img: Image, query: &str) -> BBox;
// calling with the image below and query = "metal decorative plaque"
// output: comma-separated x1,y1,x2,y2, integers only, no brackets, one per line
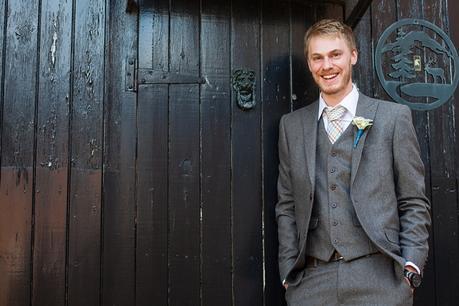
375,19,459,110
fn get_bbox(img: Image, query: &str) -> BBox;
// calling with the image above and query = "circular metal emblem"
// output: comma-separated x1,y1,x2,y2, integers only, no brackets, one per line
375,19,459,110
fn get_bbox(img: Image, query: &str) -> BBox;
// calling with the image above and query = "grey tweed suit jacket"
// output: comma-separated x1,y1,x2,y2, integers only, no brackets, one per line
276,93,431,285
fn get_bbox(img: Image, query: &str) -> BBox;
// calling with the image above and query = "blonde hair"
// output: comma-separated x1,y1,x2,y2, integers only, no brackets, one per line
304,19,357,58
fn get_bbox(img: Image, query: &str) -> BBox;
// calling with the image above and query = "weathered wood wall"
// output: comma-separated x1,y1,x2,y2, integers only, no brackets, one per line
0,0,457,305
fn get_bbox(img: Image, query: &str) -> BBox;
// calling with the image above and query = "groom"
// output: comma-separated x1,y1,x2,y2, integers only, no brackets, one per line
276,19,431,305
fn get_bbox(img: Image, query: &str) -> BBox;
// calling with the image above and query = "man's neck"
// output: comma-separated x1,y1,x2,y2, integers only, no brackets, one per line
322,83,354,107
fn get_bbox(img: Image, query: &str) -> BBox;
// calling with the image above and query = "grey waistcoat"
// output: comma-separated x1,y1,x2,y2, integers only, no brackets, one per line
306,119,378,262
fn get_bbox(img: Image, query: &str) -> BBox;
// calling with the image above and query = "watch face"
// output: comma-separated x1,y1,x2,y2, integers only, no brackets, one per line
411,273,422,288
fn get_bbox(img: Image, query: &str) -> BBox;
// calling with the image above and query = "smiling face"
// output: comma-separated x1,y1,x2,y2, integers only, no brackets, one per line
307,34,358,106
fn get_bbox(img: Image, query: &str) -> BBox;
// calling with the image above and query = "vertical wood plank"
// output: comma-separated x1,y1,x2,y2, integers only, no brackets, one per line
231,0,263,305
200,0,232,305
291,2,317,110
352,8,373,96
135,1,169,305
0,1,39,305
262,0,290,305
67,0,106,305
168,1,201,305
422,1,459,305
371,0,397,101
102,0,137,305
32,0,72,305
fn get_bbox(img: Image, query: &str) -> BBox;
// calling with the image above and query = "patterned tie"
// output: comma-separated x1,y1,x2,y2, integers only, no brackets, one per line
324,106,346,144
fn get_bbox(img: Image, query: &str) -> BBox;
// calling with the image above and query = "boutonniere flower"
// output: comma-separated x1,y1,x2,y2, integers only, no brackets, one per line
352,117,373,148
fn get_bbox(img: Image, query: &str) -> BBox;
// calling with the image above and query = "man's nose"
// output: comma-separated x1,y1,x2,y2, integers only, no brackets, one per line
322,57,333,69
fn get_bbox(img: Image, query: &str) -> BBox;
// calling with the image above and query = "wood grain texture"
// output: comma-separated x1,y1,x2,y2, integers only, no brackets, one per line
135,1,169,305
371,0,397,101
32,0,72,305
67,0,106,305
231,0,263,305
422,1,459,305
262,0,290,304
102,0,137,305
0,1,39,305
201,0,232,305
168,1,201,304
291,2,317,110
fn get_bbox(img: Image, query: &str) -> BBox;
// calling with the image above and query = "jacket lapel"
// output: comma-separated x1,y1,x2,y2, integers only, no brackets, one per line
350,94,378,187
302,102,319,189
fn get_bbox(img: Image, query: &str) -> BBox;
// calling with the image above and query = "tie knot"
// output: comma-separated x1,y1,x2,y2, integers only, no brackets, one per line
324,106,346,121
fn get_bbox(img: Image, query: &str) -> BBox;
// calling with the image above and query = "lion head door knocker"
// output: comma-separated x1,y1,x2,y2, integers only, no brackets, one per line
375,19,459,111
232,69,256,110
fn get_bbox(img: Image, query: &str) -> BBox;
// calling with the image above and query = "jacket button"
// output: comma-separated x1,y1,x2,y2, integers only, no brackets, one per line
330,167,336,173
331,203,337,208
331,151,337,157
332,221,338,226
330,184,336,191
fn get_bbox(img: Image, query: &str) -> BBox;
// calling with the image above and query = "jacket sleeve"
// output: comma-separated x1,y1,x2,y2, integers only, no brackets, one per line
275,115,299,282
393,105,431,273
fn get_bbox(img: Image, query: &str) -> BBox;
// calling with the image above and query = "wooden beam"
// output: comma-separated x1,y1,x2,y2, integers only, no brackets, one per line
345,0,373,28
126,0,138,12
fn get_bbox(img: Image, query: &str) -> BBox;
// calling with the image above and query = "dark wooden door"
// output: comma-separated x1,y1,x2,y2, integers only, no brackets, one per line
132,1,341,305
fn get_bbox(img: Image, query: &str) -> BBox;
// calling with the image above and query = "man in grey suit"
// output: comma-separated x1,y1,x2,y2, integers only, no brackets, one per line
276,19,431,305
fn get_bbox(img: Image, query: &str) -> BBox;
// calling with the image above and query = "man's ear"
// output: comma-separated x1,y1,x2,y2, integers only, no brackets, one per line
351,49,358,65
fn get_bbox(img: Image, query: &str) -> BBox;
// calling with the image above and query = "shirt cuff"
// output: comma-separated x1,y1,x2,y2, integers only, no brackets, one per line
404,261,421,274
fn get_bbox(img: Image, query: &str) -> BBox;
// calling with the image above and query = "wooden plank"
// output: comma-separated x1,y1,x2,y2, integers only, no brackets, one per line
371,0,397,101
352,8,373,96
231,0,263,305
32,1,72,305
200,0,232,305
102,0,137,305
430,177,459,306
135,1,169,305
422,1,459,305
262,0,291,305
67,1,106,305
291,2,317,110
0,1,39,305
168,0,201,305
317,2,344,20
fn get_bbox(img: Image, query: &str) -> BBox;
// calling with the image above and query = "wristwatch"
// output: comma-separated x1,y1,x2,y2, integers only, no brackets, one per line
404,270,422,288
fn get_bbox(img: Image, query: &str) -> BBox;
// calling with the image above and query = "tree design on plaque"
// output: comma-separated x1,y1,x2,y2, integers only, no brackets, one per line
375,19,458,110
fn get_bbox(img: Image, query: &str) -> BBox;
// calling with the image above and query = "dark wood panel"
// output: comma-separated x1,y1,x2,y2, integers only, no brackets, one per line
262,0,290,305
352,8,373,97
32,1,72,305
136,2,169,305
291,2,317,110
67,1,106,305
0,1,39,305
371,0,396,101
168,1,201,305
102,0,137,305
422,1,459,305
231,0,263,305
430,177,459,306
200,0,232,305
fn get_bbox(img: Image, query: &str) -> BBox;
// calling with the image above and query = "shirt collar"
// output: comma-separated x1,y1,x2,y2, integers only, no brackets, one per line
317,84,359,120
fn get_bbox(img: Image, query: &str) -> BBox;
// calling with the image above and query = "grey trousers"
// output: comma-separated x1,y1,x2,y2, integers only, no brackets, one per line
285,253,413,306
